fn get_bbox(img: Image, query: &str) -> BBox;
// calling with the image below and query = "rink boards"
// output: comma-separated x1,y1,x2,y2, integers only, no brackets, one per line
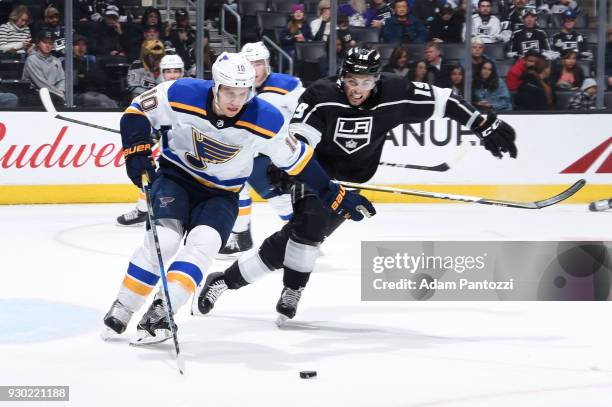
0,111,609,204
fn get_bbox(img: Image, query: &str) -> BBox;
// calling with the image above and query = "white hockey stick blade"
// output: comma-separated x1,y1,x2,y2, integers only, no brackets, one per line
39,88,58,115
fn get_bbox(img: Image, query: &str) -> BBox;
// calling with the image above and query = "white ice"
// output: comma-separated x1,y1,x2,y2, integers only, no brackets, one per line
0,202,611,407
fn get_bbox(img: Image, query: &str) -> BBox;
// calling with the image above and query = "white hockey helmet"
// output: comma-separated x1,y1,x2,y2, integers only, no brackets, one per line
160,54,184,72
212,52,256,100
241,41,271,62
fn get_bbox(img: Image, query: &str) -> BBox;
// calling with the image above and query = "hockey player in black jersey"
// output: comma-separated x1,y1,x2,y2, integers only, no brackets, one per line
507,9,553,58
196,47,518,325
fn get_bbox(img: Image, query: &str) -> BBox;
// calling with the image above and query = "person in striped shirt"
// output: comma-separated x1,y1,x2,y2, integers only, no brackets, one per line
0,5,32,55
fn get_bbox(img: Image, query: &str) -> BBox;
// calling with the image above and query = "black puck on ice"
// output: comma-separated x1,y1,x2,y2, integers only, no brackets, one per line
300,371,317,379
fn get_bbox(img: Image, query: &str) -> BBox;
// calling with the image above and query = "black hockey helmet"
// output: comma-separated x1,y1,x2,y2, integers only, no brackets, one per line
341,47,382,77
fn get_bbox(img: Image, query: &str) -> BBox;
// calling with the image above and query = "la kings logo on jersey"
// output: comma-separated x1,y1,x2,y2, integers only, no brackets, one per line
333,117,373,154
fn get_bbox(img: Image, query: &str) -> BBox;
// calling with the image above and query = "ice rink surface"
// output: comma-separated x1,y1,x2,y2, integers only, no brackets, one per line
0,202,611,407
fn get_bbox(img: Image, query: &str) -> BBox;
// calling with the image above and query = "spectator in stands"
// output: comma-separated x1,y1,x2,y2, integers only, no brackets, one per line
74,0,96,22
186,29,216,74
424,42,453,87
506,48,541,90
504,0,528,32
449,65,465,97
383,0,428,44
471,38,495,72
281,4,312,58
514,56,554,110
311,0,332,42
550,49,584,90
382,46,410,79
606,29,612,90
141,7,163,34
0,91,18,107
473,60,513,111
143,26,161,41
567,77,597,110
337,14,356,49
507,9,552,59
91,6,128,57
547,0,579,15
429,4,463,43
551,9,591,60
166,10,196,68
165,8,193,41
0,5,32,55
126,39,165,99
471,0,509,44
22,30,64,102
319,37,347,76
365,0,393,28
72,34,118,108
408,59,428,82
40,6,66,57
339,0,369,27
412,0,446,26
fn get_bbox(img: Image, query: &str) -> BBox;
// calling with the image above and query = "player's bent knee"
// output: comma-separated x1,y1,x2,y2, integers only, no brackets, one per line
143,224,182,263
284,238,320,273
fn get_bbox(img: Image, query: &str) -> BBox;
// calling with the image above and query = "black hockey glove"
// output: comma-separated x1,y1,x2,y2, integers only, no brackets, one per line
267,164,295,194
123,142,156,188
321,181,376,221
472,113,518,159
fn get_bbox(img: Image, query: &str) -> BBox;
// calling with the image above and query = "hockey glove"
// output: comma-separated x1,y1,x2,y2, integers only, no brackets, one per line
267,164,295,194
321,181,376,221
123,142,156,188
473,112,518,159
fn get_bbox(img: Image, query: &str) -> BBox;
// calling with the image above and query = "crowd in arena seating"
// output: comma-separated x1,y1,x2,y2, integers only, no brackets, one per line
0,0,609,111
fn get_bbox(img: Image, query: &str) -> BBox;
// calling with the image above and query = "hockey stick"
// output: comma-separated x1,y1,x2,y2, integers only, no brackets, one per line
379,142,471,172
140,173,185,375
340,179,586,209
39,88,120,134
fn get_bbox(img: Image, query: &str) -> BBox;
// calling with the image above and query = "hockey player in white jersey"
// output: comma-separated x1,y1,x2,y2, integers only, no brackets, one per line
102,52,374,344
220,42,305,255
116,54,186,226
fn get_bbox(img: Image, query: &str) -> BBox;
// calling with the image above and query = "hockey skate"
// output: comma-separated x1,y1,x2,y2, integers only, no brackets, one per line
101,299,133,340
275,286,304,327
116,207,147,226
130,298,176,346
196,272,228,315
219,226,253,256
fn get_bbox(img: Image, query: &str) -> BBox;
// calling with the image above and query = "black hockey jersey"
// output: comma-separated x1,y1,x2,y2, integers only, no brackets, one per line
551,31,589,58
289,74,481,183
508,28,551,57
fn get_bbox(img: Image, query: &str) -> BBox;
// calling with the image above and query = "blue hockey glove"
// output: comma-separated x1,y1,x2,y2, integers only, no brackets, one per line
321,181,376,221
123,143,156,188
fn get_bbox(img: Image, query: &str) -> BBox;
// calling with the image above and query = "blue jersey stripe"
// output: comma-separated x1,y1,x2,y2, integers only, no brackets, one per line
127,263,159,286
168,261,203,285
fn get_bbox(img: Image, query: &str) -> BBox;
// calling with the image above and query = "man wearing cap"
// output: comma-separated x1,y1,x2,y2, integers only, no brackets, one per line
551,9,591,60
470,0,510,43
567,77,597,110
382,0,428,44
40,6,65,56
429,3,463,43
22,29,65,102
507,8,551,58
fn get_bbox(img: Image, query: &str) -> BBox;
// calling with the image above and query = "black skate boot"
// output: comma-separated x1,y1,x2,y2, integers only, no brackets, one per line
131,298,177,346
102,299,134,339
116,207,147,226
219,225,253,256
275,286,304,327
197,272,228,315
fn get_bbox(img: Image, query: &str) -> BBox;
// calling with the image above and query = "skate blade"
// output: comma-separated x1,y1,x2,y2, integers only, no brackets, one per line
129,330,172,346
275,314,290,328
215,251,243,260
100,327,122,341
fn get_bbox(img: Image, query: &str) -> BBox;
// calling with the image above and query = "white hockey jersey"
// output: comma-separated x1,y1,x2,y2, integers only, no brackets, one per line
470,15,509,43
255,72,305,121
124,78,313,192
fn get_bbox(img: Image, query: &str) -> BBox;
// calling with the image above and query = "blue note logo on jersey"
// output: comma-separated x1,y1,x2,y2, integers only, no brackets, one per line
185,128,241,170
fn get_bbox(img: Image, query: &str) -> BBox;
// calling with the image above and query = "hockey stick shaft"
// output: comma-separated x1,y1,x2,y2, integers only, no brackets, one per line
141,173,185,375
39,88,120,134
379,142,471,172
340,179,586,209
